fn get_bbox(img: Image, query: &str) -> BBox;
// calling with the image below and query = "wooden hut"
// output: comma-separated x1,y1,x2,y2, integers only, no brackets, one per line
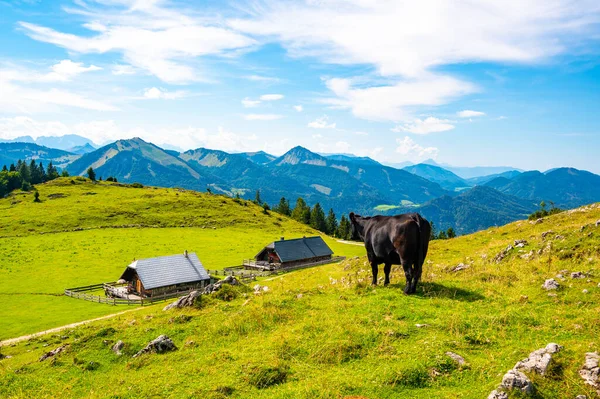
118,251,210,298
248,236,333,270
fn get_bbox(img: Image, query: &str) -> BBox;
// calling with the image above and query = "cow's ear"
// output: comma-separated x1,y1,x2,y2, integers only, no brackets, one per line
349,212,355,221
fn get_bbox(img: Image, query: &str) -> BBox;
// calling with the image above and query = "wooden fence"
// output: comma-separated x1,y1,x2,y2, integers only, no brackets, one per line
64,284,203,306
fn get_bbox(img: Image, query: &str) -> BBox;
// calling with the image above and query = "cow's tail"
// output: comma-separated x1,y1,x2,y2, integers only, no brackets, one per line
413,213,429,270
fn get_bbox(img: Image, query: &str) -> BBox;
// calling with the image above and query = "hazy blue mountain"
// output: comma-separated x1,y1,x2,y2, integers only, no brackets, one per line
239,151,276,165
467,170,522,185
0,142,78,169
403,163,471,191
445,165,523,179
484,167,600,208
384,186,537,235
66,138,220,190
321,153,380,166
35,134,94,151
68,143,97,155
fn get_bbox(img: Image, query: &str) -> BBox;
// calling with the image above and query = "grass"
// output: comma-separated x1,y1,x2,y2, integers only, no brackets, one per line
1,180,600,398
0,179,364,340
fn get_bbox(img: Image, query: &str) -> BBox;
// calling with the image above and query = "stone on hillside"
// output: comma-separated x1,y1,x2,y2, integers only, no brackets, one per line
596,220,600,227
253,284,269,294
514,239,528,248
514,343,562,375
575,395,587,399
579,352,600,390
571,272,586,279
583,289,589,294
487,390,509,399
541,231,554,239
201,276,241,295
450,263,469,272
500,369,533,394
111,340,124,355
534,218,544,224
133,335,176,358
163,290,201,311
494,245,514,263
542,279,560,290
445,352,467,367
39,344,68,362
555,235,565,240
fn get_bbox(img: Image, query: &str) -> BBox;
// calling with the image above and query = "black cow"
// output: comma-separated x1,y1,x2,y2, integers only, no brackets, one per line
349,212,431,294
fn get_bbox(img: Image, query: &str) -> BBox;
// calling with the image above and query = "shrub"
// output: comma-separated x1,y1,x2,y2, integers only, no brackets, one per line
21,181,32,191
130,182,144,188
387,365,430,388
246,364,290,389
213,284,239,302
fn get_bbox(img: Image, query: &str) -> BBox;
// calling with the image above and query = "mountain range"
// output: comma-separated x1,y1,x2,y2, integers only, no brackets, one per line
1,138,599,234
0,134,96,153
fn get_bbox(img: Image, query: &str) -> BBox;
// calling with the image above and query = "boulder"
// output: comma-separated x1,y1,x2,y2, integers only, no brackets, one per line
494,245,514,263
449,263,469,272
541,231,555,239
514,343,562,375
514,239,528,248
487,390,509,399
571,272,586,279
201,276,241,295
163,290,201,311
133,335,176,358
253,284,269,294
39,344,68,362
445,351,467,367
542,279,560,290
579,352,600,391
500,369,533,394
111,340,124,355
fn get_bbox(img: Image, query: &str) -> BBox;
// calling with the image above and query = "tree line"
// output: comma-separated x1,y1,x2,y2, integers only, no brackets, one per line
0,159,67,198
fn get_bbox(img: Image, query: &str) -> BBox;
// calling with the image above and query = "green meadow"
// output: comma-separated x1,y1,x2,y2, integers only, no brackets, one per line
0,179,364,340
1,179,600,398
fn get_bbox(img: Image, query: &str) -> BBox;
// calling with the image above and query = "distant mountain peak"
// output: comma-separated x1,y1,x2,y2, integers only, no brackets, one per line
275,146,326,166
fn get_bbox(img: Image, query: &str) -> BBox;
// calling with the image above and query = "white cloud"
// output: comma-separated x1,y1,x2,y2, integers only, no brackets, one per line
259,94,284,101
308,116,336,129
396,136,439,161
242,98,261,108
243,114,283,121
245,75,280,83
143,87,187,100
334,141,351,153
0,117,69,140
322,75,475,122
392,117,455,135
457,110,485,118
42,60,102,82
19,1,257,84
293,105,303,112
112,64,137,75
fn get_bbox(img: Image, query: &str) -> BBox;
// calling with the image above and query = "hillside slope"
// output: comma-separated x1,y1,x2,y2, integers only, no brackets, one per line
1,202,599,398
0,142,78,169
403,163,471,191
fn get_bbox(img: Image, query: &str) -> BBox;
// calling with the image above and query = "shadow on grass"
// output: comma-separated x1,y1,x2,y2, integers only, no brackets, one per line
412,282,485,302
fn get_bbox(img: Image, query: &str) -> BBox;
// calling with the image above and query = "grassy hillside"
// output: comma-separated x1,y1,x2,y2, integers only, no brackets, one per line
1,200,599,398
0,179,364,339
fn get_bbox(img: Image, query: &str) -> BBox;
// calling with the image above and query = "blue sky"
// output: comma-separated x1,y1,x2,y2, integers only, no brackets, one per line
1,0,600,172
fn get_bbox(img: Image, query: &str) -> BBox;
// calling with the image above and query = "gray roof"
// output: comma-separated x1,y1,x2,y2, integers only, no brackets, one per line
121,252,210,290
259,236,333,263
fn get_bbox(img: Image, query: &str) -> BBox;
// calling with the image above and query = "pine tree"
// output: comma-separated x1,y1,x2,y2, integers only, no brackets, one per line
438,230,448,240
326,208,338,236
17,160,30,183
273,197,291,216
61,170,70,177
337,215,352,240
86,167,96,181
33,190,41,203
430,222,437,241
9,163,16,172
29,160,42,184
38,162,47,183
1,165,7,172
446,227,456,239
46,162,59,180
254,189,262,204
310,203,327,232
291,197,310,224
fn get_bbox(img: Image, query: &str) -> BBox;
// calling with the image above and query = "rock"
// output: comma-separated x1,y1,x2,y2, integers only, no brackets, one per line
541,230,555,239
200,276,241,295
556,274,564,279
575,395,587,399
494,245,514,263
583,289,589,294
596,220,600,227
133,335,177,358
296,293,303,299
500,369,533,394
571,272,586,279
542,279,560,290
415,323,429,328
555,235,565,240
111,340,124,355
163,290,201,311
514,239,528,248
535,218,544,225
253,284,269,294
450,263,469,272
39,344,68,362
445,351,467,367
514,343,562,375
579,352,600,390
487,390,509,399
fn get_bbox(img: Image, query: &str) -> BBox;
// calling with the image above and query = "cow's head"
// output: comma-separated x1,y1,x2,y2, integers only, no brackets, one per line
349,212,365,241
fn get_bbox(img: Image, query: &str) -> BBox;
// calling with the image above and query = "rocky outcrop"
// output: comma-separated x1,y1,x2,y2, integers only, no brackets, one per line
514,239,528,248
500,369,533,394
133,335,176,358
449,263,469,272
542,279,560,290
163,290,201,311
39,344,68,362
514,343,562,375
493,245,514,263
445,352,467,367
571,271,586,279
487,390,508,399
111,340,124,356
579,352,599,392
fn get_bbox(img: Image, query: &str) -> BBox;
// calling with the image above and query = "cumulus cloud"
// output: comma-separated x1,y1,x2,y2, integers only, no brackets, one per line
396,136,439,161
112,64,137,75
242,97,261,108
293,105,303,112
391,117,455,135
308,116,336,129
259,94,284,101
42,60,102,82
457,110,485,118
243,113,283,121
143,87,187,100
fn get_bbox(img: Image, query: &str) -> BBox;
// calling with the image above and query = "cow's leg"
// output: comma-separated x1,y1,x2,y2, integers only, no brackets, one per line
401,261,413,294
383,263,392,286
370,262,379,285
410,262,422,294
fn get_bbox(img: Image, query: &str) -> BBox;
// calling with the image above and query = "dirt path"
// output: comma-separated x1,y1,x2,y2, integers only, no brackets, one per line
0,307,144,347
336,239,364,246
